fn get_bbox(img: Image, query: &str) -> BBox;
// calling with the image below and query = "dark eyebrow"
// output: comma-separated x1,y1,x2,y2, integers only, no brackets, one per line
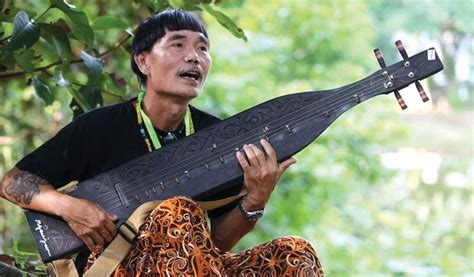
167,33,209,47
168,34,187,41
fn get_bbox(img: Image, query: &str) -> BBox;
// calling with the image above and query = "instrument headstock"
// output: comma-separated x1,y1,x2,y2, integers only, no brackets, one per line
372,40,444,109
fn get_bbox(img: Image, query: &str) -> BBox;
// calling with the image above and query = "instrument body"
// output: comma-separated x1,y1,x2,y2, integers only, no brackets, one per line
25,47,444,262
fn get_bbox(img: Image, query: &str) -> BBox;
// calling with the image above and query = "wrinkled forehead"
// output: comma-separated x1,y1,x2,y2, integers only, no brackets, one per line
161,29,210,46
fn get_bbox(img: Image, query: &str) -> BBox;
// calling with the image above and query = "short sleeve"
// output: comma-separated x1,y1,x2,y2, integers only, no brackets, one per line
16,116,89,188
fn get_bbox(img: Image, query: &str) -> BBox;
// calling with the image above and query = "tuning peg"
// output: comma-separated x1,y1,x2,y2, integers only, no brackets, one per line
395,40,409,59
395,40,430,102
374,48,408,110
374,48,387,68
415,81,429,102
394,91,408,109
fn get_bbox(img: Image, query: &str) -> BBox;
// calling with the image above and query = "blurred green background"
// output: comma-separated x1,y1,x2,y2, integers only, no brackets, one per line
0,0,472,275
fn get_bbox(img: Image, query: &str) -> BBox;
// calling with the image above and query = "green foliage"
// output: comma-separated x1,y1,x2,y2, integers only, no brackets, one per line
367,0,474,109
0,0,472,276
0,0,247,118
9,11,40,52
32,76,54,105
92,16,128,30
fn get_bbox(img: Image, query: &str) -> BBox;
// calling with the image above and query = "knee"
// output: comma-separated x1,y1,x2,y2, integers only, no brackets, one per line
271,236,323,275
269,236,320,260
149,196,205,223
160,196,200,211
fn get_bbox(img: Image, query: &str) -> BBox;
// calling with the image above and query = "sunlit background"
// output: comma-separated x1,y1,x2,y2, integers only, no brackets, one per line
0,0,472,275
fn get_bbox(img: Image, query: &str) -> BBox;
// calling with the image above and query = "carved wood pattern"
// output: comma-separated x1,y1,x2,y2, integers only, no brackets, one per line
25,48,444,262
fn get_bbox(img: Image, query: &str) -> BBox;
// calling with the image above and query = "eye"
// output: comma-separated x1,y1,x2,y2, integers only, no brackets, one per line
172,43,183,48
198,45,208,52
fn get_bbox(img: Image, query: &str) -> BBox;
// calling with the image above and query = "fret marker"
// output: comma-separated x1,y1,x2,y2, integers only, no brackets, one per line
145,190,149,197
324,110,330,118
205,163,210,170
114,183,129,207
175,177,180,184
152,187,157,193
353,94,360,103
160,182,164,190
286,125,292,134
135,194,139,201
220,156,225,163
185,170,191,178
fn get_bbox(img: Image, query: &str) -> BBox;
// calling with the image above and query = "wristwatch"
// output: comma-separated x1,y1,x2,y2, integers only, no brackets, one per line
238,198,264,221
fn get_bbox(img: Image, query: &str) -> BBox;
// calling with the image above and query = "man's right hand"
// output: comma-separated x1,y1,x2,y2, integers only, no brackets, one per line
59,195,118,252
1,167,118,252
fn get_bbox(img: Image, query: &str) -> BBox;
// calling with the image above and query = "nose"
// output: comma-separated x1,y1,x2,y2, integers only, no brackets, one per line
184,48,199,64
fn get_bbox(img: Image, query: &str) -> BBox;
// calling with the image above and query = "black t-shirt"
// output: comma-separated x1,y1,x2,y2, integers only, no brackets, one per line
16,99,242,272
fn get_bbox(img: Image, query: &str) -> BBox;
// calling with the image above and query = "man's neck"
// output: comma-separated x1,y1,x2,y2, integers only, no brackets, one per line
142,90,190,132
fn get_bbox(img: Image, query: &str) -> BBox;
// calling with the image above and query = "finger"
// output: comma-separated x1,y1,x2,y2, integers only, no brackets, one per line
100,228,114,242
103,220,117,240
260,139,277,163
250,143,267,166
278,157,297,175
236,149,250,170
108,213,118,222
243,144,261,168
90,232,105,248
83,235,96,252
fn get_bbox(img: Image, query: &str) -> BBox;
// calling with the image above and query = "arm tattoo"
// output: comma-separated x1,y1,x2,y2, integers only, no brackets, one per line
5,172,43,205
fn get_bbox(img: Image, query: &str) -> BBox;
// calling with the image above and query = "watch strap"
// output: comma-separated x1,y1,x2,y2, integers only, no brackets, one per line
238,199,264,221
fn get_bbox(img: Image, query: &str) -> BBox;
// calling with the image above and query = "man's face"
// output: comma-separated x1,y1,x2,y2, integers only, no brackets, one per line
138,29,211,100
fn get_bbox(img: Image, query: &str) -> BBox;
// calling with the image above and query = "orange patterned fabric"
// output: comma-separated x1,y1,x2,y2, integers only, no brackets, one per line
85,197,324,276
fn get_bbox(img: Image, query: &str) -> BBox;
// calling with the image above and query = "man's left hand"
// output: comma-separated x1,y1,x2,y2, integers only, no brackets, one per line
236,139,296,210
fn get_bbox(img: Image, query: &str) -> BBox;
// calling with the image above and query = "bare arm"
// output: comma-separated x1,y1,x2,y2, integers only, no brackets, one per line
210,139,296,252
0,167,117,251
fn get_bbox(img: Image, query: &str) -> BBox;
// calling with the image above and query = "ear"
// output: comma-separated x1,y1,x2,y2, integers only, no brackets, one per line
134,52,150,76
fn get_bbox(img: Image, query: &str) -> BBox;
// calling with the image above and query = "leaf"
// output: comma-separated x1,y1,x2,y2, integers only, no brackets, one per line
50,0,94,46
69,86,103,114
69,97,84,119
168,0,186,9
80,50,104,84
168,0,201,10
92,16,127,30
53,68,71,87
0,51,16,70
32,76,54,105
0,3,22,23
156,0,171,10
99,72,127,97
12,48,35,73
39,23,72,63
200,4,247,41
8,11,40,52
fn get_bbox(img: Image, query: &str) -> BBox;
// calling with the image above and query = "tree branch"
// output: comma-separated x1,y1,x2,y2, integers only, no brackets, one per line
0,33,132,81
40,69,127,101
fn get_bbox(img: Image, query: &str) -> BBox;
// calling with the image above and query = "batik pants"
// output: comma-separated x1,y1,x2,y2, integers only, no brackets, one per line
86,197,324,276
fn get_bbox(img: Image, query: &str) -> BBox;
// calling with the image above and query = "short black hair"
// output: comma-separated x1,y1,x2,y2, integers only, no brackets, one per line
131,9,209,87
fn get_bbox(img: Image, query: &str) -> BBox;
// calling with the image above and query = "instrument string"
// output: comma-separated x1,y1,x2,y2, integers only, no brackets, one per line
101,67,407,210
102,69,403,209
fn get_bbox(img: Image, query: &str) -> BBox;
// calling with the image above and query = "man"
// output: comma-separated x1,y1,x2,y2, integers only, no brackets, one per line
0,9,323,276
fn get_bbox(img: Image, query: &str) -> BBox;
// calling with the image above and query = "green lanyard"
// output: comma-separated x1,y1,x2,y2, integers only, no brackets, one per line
137,90,194,150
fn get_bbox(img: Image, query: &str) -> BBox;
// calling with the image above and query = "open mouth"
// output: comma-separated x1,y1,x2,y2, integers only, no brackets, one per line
179,70,201,81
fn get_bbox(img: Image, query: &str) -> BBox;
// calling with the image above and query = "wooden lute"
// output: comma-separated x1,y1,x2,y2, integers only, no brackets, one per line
25,42,443,262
